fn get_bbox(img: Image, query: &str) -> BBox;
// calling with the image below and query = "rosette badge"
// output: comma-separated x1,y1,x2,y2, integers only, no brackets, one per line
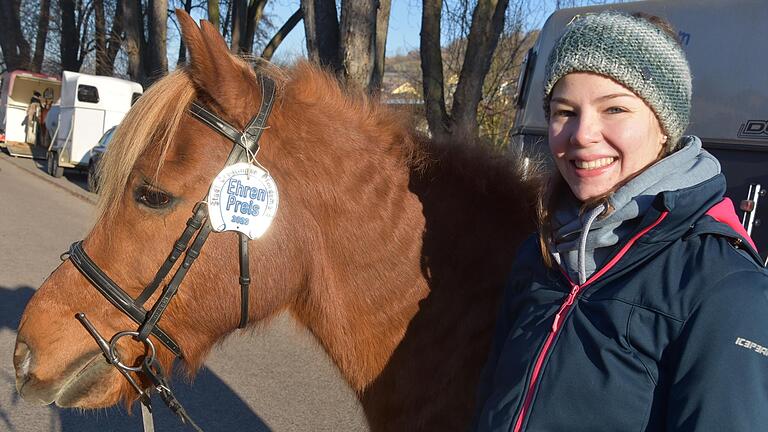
207,162,279,239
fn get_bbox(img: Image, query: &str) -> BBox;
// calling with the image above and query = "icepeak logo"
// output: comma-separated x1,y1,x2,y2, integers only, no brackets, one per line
735,337,768,358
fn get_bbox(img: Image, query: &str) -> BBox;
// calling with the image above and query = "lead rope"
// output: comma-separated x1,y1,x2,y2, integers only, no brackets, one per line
141,402,154,432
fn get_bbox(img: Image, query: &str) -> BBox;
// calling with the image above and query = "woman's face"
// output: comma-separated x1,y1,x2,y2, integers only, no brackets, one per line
548,73,666,202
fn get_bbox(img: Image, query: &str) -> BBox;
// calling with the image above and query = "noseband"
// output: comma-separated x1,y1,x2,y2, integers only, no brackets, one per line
64,75,277,431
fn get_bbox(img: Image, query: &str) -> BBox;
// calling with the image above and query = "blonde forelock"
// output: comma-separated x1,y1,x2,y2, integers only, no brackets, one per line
96,71,196,221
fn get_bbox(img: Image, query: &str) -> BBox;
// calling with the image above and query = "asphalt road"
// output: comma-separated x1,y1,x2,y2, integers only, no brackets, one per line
0,151,368,431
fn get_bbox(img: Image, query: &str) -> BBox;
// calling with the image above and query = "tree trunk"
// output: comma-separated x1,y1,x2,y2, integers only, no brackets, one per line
243,0,268,55
103,0,125,76
60,0,80,71
222,0,233,40
75,1,93,71
208,0,220,30
178,0,193,66
32,0,52,72
370,0,390,93
420,0,450,141
146,0,168,83
0,0,31,72
450,0,510,140
300,0,341,72
261,9,303,61
94,0,108,75
339,0,377,87
123,0,145,83
231,0,247,53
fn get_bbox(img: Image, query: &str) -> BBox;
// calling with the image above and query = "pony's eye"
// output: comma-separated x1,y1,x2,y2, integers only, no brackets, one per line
135,184,173,209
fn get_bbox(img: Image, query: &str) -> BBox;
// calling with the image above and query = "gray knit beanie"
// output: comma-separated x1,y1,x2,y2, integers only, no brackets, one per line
543,11,692,151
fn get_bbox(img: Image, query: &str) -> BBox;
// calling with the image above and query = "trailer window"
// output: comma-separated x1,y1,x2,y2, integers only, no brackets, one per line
77,85,100,103
131,92,142,106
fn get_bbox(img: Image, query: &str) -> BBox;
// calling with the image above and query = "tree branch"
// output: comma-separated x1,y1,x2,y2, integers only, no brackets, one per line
261,9,303,61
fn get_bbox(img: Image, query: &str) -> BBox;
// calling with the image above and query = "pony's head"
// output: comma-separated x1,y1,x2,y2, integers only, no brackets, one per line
14,12,421,409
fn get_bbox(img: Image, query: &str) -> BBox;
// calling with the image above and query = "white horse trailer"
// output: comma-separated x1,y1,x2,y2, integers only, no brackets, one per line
0,70,61,158
511,0,768,261
47,71,142,177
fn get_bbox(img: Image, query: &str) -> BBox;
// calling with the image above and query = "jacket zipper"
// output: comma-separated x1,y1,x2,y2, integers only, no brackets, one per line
511,211,669,432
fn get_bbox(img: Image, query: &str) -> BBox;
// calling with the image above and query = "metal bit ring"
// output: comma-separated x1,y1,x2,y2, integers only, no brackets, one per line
108,331,157,372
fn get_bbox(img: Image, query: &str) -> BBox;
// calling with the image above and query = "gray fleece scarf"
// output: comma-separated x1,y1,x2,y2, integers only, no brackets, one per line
551,136,720,285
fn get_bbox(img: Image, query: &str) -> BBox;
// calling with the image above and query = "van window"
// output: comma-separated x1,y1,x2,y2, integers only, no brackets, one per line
131,92,142,106
77,85,100,103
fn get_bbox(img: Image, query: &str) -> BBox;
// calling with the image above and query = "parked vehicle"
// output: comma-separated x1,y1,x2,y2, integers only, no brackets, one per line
0,70,61,158
87,126,116,193
47,71,142,178
511,0,768,262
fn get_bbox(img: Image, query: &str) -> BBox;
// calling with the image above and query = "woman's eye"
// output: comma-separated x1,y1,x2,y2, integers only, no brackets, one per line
135,184,173,209
553,109,574,117
606,106,627,114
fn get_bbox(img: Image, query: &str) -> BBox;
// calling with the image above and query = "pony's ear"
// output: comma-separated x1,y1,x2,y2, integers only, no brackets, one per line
176,9,256,124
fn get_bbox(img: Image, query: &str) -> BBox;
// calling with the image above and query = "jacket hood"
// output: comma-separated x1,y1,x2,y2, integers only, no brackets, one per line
632,174,761,262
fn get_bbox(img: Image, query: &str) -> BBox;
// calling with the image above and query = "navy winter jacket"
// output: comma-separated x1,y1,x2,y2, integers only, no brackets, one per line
473,174,768,431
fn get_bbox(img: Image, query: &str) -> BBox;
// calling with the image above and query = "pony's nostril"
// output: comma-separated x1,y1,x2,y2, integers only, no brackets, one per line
13,341,32,382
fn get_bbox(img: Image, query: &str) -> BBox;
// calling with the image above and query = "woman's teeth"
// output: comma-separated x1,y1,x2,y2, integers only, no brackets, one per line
574,157,615,170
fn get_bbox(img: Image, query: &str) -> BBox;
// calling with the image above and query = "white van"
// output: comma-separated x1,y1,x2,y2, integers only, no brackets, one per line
0,70,61,158
511,0,768,260
47,71,142,177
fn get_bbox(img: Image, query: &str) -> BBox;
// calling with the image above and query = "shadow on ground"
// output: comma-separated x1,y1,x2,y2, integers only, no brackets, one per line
2,285,272,431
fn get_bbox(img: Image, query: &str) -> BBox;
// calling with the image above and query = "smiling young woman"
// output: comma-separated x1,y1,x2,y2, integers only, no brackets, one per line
472,11,768,432
548,73,667,201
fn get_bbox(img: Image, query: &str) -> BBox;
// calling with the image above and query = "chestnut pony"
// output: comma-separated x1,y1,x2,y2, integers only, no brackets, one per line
14,12,538,431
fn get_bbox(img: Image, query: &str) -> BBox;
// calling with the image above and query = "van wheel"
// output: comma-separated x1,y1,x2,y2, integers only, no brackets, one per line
47,151,63,178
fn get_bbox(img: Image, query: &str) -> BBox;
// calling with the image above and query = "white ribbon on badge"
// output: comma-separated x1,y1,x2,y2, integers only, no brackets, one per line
207,162,279,239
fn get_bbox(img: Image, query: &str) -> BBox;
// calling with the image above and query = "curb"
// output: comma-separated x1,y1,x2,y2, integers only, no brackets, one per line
0,151,97,206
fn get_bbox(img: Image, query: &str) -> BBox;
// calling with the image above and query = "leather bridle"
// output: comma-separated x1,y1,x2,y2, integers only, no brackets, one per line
63,74,277,431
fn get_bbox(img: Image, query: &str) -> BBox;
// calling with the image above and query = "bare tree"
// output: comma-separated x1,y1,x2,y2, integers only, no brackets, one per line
32,0,53,71
370,0,390,91
121,0,168,86
123,0,144,82
230,0,247,52
93,0,124,75
147,0,169,79
0,0,32,71
177,0,194,65
421,0,512,142
242,0,269,54
302,0,391,92
421,0,450,141
339,0,377,86
208,0,220,29
262,9,303,61
59,0,92,72
300,0,341,71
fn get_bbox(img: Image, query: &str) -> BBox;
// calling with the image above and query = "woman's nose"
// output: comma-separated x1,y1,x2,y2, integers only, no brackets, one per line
569,113,602,147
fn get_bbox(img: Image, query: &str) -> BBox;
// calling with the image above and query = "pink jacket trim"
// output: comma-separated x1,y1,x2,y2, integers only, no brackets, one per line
705,198,757,252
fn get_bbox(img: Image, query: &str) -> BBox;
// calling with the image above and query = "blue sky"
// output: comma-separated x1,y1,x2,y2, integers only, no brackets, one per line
264,0,435,61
